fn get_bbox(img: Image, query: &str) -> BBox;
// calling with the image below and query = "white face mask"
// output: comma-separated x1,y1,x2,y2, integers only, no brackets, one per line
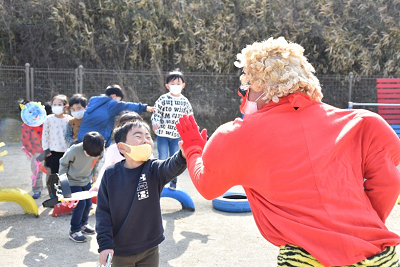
52,106,64,115
71,110,85,119
169,85,183,95
241,92,266,115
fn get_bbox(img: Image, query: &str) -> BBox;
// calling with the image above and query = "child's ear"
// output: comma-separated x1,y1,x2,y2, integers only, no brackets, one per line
117,142,131,154
182,83,186,90
165,84,170,90
117,143,126,154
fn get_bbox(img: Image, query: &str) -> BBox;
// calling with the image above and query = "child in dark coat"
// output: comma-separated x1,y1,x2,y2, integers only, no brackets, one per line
96,120,187,267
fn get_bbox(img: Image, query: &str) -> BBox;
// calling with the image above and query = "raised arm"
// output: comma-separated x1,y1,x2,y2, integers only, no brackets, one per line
177,115,239,200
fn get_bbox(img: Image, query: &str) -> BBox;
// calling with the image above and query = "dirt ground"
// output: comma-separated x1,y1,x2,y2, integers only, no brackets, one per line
0,142,399,267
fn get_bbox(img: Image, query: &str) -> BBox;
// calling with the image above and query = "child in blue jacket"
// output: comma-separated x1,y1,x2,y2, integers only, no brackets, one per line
77,84,155,147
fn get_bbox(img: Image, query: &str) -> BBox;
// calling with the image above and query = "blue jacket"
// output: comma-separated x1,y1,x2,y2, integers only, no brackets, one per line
77,95,147,147
96,151,187,255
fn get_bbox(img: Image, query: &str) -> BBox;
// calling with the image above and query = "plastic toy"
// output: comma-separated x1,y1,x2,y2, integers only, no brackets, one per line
161,186,195,211
20,102,46,127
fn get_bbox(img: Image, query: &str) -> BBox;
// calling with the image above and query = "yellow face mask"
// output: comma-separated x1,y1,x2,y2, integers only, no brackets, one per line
119,143,152,162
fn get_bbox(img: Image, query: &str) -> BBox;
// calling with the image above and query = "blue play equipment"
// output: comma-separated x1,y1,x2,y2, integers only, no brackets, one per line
212,191,251,213
161,186,195,211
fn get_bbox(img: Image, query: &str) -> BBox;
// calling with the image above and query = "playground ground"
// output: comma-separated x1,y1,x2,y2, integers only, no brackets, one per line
0,142,399,267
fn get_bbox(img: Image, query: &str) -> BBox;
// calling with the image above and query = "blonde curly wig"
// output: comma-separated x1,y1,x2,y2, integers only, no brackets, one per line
234,37,323,102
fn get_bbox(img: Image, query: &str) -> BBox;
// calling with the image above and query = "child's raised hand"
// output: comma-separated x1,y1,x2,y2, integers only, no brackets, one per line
178,141,186,159
146,106,156,112
152,123,160,131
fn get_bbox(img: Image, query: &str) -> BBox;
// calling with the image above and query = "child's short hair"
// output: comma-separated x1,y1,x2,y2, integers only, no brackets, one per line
113,121,151,144
44,102,52,115
117,111,143,127
51,94,68,106
166,69,185,84
83,131,105,157
69,94,87,108
105,84,124,100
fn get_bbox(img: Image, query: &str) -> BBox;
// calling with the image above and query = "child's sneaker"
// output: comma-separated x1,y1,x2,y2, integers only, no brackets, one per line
169,181,177,190
32,192,41,199
81,223,96,235
69,230,87,243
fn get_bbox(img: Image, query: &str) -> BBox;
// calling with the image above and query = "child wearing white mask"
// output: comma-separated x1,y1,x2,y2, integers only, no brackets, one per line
151,69,193,189
65,94,87,146
42,94,72,176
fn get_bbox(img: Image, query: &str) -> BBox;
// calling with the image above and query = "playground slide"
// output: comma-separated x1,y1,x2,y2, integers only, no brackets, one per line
0,187,39,217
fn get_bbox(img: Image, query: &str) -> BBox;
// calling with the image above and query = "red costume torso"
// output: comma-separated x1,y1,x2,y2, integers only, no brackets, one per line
21,123,44,155
185,93,400,266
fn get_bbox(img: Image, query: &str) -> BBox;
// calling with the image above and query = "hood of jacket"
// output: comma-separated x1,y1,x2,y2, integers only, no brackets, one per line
86,95,111,115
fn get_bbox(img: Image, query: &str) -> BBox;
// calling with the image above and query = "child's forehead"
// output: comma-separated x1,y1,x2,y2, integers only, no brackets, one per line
53,98,64,104
71,103,83,108
169,77,183,83
128,126,150,134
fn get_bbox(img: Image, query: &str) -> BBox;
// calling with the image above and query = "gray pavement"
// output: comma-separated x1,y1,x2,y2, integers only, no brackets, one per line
0,142,399,266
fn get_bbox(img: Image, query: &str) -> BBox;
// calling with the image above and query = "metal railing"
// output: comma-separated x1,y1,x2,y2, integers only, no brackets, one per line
348,102,400,108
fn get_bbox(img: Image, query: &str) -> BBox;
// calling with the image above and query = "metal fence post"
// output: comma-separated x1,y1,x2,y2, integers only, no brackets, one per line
30,67,35,101
78,65,83,94
25,63,30,100
75,68,79,94
348,72,354,103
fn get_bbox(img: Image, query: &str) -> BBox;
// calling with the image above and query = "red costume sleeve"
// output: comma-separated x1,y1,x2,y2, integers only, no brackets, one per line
185,119,245,200
362,114,400,222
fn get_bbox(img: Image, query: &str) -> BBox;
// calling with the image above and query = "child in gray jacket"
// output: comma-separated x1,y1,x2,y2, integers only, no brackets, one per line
59,131,104,243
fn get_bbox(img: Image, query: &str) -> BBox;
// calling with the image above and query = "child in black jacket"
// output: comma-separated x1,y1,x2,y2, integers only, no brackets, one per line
96,119,187,267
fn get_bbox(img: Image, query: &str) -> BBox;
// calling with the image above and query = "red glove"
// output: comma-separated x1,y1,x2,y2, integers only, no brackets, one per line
176,115,207,151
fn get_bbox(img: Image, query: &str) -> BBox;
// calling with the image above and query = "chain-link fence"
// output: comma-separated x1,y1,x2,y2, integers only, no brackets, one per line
0,64,386,141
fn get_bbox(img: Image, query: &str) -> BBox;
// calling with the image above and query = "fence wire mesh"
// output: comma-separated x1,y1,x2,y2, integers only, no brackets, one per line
0,65,386,137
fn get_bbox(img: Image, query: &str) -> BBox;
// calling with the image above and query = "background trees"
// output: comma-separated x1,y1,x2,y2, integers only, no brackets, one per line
0,0,399,76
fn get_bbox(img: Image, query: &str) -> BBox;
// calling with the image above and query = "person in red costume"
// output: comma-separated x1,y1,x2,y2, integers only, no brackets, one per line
176,37,400,266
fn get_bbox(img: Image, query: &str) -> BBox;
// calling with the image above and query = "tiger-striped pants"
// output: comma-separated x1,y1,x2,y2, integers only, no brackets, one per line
277,244,399,267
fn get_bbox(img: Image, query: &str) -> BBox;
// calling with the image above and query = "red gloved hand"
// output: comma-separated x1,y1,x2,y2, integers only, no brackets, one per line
176,115,207,151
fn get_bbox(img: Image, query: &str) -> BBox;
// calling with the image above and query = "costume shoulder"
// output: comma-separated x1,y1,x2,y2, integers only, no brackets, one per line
346,107,394,130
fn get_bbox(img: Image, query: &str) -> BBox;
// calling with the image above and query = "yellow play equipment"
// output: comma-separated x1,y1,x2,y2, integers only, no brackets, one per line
0,187,39,217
